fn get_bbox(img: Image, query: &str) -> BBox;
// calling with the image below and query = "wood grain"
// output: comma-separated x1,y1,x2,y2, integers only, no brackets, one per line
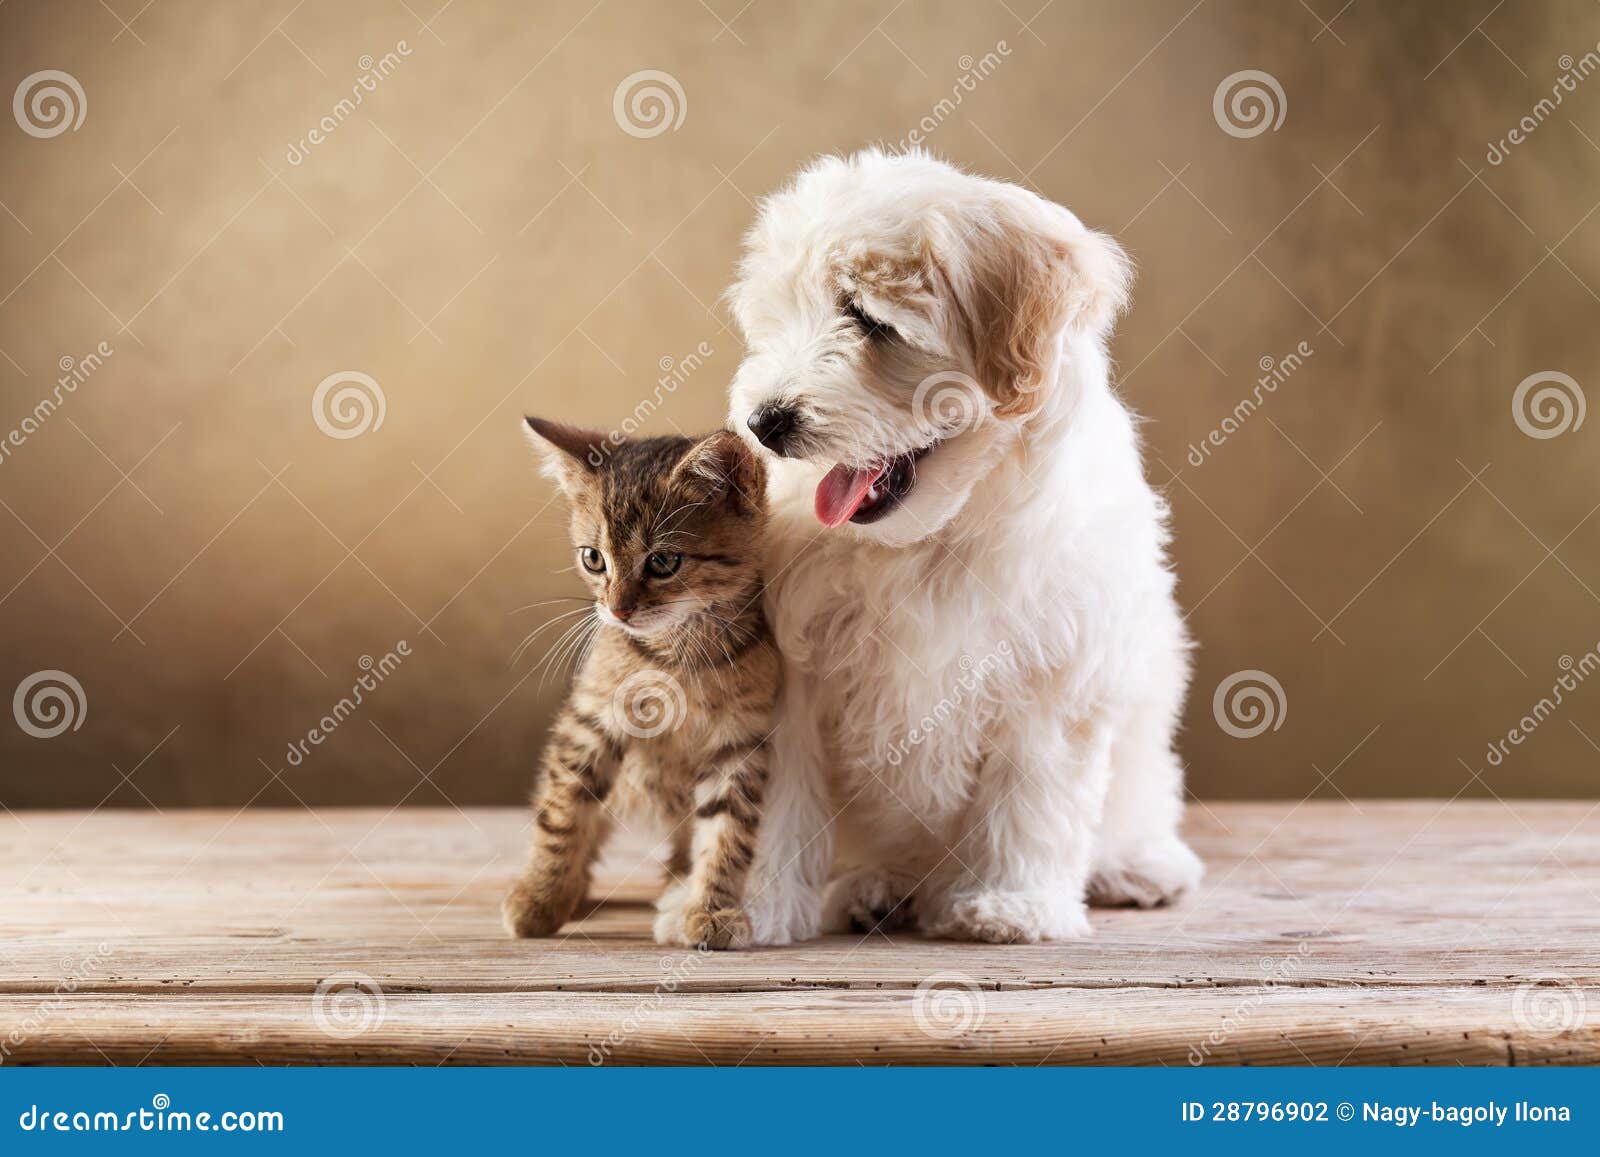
2,802,1597,1064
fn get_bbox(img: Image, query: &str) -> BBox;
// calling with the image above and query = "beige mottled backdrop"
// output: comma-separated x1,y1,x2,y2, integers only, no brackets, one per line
1,0,1597,809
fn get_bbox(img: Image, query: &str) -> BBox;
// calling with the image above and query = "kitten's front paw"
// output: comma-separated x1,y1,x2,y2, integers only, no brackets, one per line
683,907,752,951
502,878,575,939
923,890,1091,944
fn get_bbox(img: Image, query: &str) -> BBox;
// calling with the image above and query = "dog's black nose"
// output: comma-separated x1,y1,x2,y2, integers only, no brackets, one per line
747,405,799,454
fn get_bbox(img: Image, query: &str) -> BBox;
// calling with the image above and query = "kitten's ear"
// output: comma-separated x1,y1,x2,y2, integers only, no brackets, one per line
672,429,767,515
523,416,605,496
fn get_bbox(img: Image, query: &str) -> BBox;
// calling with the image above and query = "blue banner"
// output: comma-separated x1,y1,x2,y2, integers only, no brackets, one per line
2,1067,1595,1153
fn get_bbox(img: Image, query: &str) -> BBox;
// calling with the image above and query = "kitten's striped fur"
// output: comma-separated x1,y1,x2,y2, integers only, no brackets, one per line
503,418,778,950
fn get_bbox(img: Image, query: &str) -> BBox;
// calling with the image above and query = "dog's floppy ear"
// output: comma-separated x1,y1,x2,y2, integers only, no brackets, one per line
523,416,605,496
670,429,767,516
958,191,1132,417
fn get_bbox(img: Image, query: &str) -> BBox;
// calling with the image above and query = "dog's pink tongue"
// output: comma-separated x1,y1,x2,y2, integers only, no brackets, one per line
815,463,879,528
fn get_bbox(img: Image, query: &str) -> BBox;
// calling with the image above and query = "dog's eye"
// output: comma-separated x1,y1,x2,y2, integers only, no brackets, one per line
579,547,606,574
645,551,682,579
843,299,893,341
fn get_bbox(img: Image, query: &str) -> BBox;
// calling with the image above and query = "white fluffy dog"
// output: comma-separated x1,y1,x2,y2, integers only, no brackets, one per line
725,149,1201,945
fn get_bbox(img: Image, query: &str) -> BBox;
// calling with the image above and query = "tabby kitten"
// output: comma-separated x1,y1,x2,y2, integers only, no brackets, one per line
503,417,778,950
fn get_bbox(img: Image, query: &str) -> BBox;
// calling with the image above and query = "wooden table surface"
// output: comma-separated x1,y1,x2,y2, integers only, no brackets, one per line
2,801,1597,1065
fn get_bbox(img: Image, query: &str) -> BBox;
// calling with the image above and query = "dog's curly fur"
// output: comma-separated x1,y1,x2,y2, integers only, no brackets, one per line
725,150,1202,945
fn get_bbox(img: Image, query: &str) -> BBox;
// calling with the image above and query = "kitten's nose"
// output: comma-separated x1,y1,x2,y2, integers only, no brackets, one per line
747,404,799,455
610,603,634,622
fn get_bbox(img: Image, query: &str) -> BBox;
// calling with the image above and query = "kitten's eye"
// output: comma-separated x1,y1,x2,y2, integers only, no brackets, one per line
579,547,606,574
843,299,892,341
645,551,682,578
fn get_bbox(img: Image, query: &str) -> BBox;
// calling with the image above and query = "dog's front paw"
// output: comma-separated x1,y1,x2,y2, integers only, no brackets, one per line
923,890,1091,943
742,874,823,947
823,867,918,933
651,881,692,945
1088,837,1203,909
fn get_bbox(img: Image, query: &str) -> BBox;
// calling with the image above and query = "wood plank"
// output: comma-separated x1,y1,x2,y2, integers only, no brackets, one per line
3,988,1596,1066
2,802,1597,1064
